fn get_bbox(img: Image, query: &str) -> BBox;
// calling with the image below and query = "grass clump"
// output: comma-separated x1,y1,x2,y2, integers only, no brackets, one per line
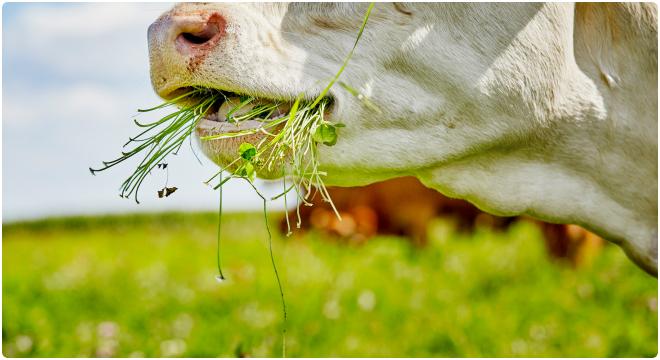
203,95,339,215
89,88,222,203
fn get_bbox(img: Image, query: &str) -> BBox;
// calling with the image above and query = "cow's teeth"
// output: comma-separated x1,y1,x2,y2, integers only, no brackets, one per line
198,119,264,131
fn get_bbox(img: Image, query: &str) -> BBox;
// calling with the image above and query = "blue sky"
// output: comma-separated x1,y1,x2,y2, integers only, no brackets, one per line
2,3,288,221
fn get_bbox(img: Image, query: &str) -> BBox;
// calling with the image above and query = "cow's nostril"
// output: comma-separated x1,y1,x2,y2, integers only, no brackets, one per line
181,31,214,45
171,13,226,56
175,13,225,49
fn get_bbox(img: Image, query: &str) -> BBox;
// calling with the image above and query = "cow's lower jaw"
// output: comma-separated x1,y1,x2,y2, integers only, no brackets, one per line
196,121,284,179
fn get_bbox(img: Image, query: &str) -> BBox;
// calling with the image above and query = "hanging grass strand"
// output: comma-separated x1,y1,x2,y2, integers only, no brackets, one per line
282,174,292,236
309,2,374,109
215,171,226,282
245,179,287,358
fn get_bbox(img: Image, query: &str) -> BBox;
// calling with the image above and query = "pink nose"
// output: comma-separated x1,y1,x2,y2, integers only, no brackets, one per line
149,12,226,56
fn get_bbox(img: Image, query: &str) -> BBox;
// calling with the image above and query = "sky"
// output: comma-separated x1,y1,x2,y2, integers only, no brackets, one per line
2,3,289,222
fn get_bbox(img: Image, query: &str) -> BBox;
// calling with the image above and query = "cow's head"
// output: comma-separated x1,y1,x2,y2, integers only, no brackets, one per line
148,3,578,185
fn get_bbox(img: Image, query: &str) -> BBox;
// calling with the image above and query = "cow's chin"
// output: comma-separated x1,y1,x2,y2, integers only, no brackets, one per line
196,120,286,180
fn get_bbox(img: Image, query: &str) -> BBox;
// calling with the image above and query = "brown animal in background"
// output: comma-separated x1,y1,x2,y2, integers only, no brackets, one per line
539,223,604,267
281,177,603,267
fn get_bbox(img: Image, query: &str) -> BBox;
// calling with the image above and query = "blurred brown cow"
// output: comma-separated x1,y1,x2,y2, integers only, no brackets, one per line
281,177,604,267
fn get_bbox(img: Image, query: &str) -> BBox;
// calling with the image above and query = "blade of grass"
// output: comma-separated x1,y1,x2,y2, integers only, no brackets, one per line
309,2,374,108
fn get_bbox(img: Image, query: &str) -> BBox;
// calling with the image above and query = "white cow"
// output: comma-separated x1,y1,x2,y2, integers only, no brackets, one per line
148,3,658,275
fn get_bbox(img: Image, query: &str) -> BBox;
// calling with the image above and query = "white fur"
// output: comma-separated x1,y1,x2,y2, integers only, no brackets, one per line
148,3,658,275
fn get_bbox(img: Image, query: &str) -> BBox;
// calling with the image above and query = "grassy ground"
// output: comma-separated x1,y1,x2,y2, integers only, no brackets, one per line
3,212,657,357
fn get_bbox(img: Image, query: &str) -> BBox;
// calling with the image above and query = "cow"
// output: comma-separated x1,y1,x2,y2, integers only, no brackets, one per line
147,3,658,275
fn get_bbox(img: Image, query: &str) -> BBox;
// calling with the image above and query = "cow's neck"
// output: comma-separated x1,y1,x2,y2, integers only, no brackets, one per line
422,4,657,274
423,92,656,274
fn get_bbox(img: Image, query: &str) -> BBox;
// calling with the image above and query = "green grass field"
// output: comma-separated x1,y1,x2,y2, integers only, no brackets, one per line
3,212,657,357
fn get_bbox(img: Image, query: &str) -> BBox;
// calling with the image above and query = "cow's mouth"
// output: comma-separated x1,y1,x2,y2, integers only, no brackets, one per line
165,86,333,178
166,86,334,135
165,86,297,136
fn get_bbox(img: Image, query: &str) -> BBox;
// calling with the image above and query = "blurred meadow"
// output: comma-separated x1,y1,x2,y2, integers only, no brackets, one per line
3,212,657,357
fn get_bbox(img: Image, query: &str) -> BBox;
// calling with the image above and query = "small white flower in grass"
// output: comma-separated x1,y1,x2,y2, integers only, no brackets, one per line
95,339,118,357
586,334,604,349
15,335,33,353
240,302,277,329
357,289,376,311
161,339,187,357
511,339,528,355
323,299,341,319
529,324,547,341
172,313,194,338
647,296,657,312
97,321,119,338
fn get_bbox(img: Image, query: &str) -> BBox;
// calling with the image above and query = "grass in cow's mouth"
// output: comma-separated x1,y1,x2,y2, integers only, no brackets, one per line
90,3,375,358
202,94,339,211
89,87,220,201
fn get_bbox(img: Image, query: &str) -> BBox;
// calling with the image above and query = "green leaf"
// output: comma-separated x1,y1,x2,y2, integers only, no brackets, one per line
239,161,255,182
313,123,338,146
238,143,256,160
309,2,375,108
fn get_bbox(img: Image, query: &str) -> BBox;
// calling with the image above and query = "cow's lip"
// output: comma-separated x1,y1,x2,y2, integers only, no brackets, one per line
164,87,287,134
197,95,291,133
165,86,332,135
